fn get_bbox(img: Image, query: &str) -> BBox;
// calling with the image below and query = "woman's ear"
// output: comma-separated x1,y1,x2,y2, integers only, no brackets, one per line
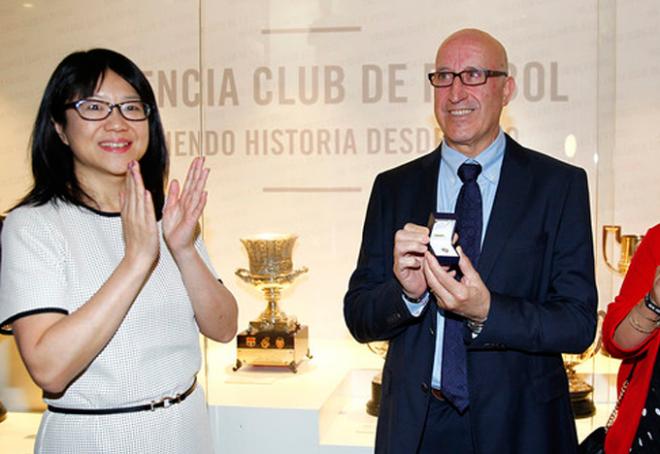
51,119,69,146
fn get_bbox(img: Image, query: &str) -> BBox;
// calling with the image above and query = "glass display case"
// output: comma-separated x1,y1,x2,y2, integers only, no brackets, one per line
2,1,660,451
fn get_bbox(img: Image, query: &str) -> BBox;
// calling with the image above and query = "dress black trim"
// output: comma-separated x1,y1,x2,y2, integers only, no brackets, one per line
77,204,120,218
76,201,162,221
0,307,69,335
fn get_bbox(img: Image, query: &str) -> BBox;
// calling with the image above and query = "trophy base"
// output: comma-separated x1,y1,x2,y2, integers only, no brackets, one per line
248,319,296,333
233,325,311,373
366,372,382,417
570,386,596,419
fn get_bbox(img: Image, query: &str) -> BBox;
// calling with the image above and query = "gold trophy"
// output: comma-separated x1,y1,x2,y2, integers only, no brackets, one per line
233,233,311,373
603,225,643,275
366,341,388,416
563,311,605,418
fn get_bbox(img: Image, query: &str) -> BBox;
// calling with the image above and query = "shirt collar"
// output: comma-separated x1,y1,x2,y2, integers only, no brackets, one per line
441,129,506,185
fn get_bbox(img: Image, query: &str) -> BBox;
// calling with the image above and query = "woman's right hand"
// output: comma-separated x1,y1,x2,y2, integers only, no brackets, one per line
11,161,164,394
120,160,159,270
12,163,161,393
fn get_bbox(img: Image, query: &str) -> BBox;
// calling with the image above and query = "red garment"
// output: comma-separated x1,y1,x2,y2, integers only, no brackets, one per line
603,224,660,454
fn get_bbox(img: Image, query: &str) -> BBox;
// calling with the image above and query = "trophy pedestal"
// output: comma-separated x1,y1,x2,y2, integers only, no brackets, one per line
366,372,382,416
233,324,311,373
570,383,596,419
563,311,605,420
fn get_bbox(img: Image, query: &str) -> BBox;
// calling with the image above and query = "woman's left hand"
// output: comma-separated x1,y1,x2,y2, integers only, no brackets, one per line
162,157,210,258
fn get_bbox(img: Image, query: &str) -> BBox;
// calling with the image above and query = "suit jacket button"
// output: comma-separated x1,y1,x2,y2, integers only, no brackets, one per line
429,327,435,336
421,383,429,393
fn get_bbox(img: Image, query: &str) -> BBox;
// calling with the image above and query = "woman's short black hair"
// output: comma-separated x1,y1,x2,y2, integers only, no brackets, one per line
15,48,168,214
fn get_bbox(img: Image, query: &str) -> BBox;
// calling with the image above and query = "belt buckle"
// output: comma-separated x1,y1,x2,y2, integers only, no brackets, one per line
150,392,182,411
431,388,445,401
167,393,182,407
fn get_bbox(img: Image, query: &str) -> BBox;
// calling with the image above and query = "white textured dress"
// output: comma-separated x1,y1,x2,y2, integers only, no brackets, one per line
0,201,214,453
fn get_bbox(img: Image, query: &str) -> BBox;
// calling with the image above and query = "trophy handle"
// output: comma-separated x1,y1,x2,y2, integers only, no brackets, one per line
602,225,622,273
290,266,309,280
235,268,254,284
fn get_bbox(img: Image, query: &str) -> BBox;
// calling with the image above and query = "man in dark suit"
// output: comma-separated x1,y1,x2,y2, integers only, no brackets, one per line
344,29,597,454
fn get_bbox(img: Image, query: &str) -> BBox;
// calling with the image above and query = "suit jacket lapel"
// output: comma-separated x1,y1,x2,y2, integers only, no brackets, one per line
412,144,442,227
478,136,533,283
412,145,442,330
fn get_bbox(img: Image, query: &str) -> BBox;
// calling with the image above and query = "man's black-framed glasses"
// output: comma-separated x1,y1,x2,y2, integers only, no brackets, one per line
64,99,152,121
427,69,508,88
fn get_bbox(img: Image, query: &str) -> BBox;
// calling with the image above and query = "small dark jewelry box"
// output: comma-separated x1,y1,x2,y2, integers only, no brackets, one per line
427,212,459,266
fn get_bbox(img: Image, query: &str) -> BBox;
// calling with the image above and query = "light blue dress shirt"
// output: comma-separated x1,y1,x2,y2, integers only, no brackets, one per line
404,129,506,389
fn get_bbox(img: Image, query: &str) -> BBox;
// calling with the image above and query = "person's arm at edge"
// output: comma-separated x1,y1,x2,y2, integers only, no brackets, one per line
604,228,660,357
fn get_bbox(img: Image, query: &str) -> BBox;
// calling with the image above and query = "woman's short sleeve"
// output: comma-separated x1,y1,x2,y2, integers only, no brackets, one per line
0,208,69,334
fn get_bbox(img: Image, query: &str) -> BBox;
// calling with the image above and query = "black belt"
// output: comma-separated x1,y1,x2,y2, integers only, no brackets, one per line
47,378,197,415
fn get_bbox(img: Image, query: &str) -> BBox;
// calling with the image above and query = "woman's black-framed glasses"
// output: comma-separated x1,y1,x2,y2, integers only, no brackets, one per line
64,99,152,121
428,69,508,88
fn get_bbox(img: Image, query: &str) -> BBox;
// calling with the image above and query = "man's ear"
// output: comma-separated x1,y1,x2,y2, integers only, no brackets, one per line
501,76,516,107
52,119,69,146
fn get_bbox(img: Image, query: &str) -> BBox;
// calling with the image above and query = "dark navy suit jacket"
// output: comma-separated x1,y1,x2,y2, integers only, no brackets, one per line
344,135,598,454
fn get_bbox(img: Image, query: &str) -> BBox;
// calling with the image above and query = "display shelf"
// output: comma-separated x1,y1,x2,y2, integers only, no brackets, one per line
318,368,378,453
204,341,622,453
204,339,381,454
0,412,40,454
0,345,623,453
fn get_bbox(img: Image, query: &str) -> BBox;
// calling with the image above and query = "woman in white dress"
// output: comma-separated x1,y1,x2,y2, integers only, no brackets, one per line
0,49,238,453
